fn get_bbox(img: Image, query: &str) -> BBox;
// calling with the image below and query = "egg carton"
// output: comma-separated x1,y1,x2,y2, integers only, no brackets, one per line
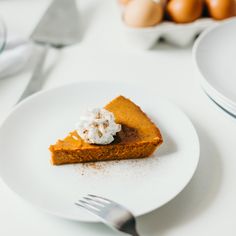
121,18,220,49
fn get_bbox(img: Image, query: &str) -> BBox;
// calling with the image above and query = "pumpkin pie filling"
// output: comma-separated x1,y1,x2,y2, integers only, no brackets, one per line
49,95,163,165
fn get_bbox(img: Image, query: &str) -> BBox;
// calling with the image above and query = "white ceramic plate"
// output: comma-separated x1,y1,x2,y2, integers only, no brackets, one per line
202,82,236,117
204,88,236,118
0,81,199,222
193,18,236,109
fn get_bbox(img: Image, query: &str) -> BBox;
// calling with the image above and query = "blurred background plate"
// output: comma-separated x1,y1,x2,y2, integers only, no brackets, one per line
0,17,6,53
194,19,236,115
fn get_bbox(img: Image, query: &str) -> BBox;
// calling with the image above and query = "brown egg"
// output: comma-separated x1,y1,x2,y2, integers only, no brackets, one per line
118,0,132,6
166,0,203,23
205,0,236,20
124,0,164,28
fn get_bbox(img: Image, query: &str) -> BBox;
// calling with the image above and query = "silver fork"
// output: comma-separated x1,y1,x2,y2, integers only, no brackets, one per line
75,194,140,236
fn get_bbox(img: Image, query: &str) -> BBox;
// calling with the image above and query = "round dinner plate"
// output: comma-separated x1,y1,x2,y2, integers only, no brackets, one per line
193,19,236,109
0,81,199,222
202,81,236,117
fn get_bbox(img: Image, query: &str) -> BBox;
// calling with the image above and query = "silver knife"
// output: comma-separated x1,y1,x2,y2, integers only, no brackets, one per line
17,0,80,103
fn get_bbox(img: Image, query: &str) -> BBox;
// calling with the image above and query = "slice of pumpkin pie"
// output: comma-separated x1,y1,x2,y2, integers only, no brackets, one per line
49,95,163,165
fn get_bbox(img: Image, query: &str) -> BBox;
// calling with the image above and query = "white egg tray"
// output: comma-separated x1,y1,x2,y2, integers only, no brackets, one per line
121,18,220,49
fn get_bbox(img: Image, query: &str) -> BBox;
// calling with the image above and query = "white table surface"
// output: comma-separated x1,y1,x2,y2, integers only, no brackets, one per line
0,0,236,235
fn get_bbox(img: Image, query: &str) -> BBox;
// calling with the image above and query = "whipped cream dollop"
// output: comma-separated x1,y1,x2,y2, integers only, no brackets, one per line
76,108,121,145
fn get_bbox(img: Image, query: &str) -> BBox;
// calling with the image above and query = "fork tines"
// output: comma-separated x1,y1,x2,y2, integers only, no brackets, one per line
75,194,110,213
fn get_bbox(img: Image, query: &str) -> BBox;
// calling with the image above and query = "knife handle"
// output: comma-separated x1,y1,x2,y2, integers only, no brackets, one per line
17,44,49,104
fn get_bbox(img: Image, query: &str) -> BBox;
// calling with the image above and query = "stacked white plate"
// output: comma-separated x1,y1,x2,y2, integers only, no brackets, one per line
193,19,236,117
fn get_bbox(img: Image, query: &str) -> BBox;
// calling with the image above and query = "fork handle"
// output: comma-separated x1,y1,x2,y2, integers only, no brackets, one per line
17,44,49,104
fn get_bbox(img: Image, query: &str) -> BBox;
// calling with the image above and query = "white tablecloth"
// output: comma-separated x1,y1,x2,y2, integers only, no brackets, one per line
0,0,235,235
